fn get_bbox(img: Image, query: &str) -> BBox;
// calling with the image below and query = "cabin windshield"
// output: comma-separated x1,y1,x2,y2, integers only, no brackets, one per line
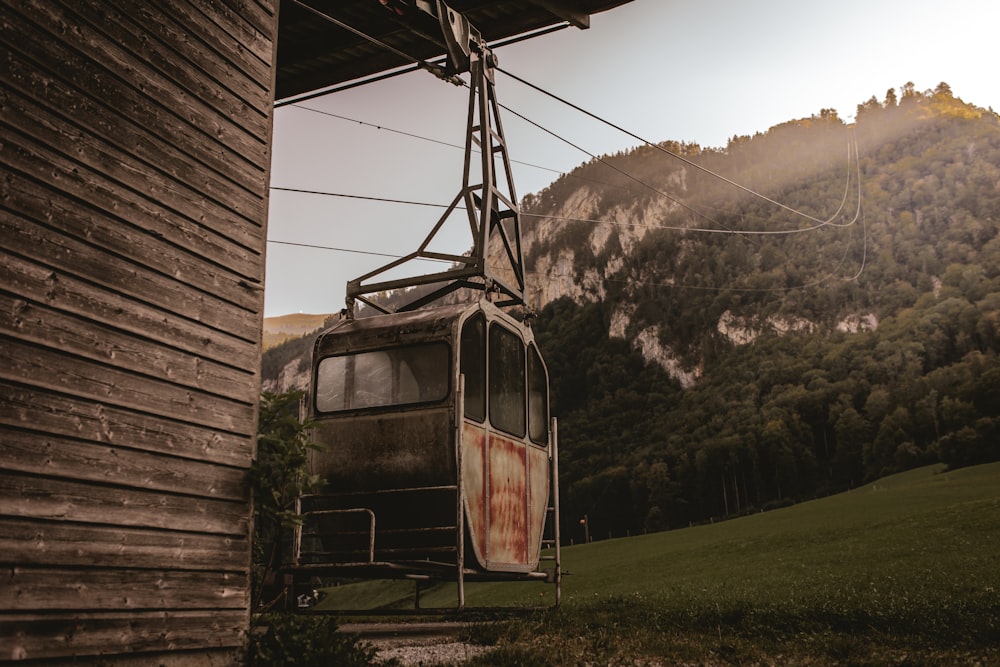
315,343,449,412
488,324,526,437
528,344,548,444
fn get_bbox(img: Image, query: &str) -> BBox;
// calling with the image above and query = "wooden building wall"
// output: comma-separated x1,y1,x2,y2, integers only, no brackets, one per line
1,0,276,662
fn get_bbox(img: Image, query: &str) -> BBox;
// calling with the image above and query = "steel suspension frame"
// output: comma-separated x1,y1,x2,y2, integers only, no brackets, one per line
345,42,526,316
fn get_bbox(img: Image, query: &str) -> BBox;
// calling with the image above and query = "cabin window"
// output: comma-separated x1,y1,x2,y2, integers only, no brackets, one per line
488,324,526,437
460,315,486,422
528,344,549,445
315,343,449,412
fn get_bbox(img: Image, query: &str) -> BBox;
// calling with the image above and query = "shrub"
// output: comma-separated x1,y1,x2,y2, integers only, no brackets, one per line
249,613,391,667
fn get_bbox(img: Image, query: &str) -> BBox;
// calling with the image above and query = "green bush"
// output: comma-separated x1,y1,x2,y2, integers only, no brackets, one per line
249,613,392,667
251,390,324,610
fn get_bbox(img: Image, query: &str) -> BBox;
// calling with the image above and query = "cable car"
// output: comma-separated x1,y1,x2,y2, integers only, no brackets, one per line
292,297,559,608
286,8,560,610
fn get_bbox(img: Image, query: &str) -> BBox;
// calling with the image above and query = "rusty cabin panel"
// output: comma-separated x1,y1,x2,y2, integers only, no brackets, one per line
463,424,549,572
461,422,489,567
487,434,529,569
527,443,550,561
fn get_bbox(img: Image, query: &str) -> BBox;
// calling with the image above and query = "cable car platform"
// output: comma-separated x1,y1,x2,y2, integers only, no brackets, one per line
280,481,562,614
285,561,556,583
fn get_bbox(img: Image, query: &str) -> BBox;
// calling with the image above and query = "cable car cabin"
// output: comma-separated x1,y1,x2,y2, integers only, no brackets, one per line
294,298,558,591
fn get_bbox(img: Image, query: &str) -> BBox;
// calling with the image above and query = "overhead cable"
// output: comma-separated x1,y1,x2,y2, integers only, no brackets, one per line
494,102,748,237
279,4,857,233
290,105,566,176
497,66,854,227
268,7,867,291
267,239,451,263
289,96,858,235
270,186,449,208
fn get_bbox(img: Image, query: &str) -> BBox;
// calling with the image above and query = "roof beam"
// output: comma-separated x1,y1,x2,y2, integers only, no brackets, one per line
527,0,591,29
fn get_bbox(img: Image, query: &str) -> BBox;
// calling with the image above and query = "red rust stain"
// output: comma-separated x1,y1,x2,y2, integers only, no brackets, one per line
488,435,528,565
461,423,488,567
527,446,549,561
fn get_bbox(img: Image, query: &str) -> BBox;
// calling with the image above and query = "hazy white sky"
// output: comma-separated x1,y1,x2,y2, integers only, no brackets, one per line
265,0,999,317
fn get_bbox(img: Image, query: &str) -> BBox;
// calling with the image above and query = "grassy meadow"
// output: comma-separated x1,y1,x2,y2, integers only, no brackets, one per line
320,463,1000,665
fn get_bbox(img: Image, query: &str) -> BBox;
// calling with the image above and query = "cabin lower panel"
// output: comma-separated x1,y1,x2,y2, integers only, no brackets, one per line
488,436,529,568
300,425,551,577
527,444,550,560
461,422,549,573
461,426,489,566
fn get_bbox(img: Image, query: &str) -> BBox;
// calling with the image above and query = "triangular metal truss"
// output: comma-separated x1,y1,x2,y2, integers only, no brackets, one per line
345,46,525,315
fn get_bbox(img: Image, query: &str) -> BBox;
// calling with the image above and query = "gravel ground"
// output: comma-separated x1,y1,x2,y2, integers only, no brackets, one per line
343,622,490,666
374,640,490,665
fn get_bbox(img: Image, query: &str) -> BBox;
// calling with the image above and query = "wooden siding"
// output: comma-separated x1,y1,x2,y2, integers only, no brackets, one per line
1,0,275,662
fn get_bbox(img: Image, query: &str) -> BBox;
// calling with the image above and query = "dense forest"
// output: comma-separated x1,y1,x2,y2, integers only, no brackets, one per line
262,82,1000,543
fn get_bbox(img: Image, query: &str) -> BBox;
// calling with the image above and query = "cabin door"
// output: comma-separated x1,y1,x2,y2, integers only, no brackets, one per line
459,314,550,572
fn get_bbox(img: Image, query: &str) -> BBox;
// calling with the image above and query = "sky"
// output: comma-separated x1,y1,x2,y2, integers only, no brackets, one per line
264,0,1000,318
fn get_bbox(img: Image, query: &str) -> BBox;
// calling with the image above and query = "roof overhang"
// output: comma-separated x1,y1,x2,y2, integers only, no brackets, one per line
275,0,633,101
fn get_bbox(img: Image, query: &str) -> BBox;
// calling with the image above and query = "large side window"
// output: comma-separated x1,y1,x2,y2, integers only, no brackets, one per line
488,324,525,437
527,344,549,445
315,355,350,411
460,315,486,422
353,351,393,408
315,343,448,412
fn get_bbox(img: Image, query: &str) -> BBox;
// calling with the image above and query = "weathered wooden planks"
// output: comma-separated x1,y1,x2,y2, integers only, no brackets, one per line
0,382,253,469
0,293,256,404
0,337,255,435
0,427,248,500
0,518,250,572
1,568,249,611
1,90,265,278
72,0,272,123
0,471,250,537
0,611,248,661
9,2,270,188
0,253,260,373
1,0,276,660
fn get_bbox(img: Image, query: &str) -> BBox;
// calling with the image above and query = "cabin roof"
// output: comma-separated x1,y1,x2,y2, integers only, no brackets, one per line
275,0,633,99
314,298,538,355
315,301,472,354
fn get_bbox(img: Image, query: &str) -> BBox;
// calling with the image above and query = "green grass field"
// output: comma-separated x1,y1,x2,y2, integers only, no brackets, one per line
322,463,1000,665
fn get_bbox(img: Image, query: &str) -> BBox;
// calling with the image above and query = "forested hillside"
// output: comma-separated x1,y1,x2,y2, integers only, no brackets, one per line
262,81,1000,542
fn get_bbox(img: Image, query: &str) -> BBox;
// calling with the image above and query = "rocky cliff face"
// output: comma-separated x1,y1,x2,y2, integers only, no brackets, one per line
521,183,677,310
263,360,310,394
516,169,881,387
517,181,702,386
